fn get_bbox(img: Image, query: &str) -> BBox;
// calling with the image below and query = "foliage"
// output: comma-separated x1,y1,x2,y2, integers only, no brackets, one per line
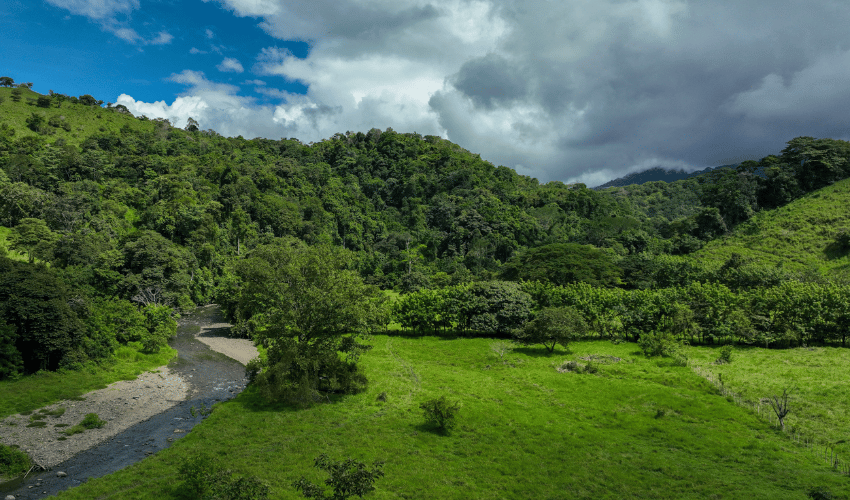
0,443,30,478
717,344,733,364
293,454,385,500
64,412,107,435
232,243,383,405
500,242,622,287
513,306,587,353
178,453,270,500
419,395,461,431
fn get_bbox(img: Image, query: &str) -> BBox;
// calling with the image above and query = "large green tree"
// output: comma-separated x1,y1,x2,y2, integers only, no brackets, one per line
232,241,385,405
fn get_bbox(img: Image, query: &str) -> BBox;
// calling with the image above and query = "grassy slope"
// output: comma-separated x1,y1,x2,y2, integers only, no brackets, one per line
690,178,850,276
0,86,157,147
689,345,850,460
54,337,846,499
0,345,176,419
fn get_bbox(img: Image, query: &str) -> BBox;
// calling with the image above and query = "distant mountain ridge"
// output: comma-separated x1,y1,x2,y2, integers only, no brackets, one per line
594,165,735,189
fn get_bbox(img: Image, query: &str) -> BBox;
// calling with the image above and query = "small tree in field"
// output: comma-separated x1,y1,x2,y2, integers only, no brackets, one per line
514,306,587,353
768,388,792,431
419,395,461,431
293,454,384,500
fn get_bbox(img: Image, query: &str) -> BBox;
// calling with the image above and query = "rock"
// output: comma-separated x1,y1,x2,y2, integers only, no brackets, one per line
56,471,67,477
6,494,16,500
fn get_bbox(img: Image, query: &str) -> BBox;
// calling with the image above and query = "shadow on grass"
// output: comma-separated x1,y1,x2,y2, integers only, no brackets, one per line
413,422,452,436
511,346,568,358
235,384,360,414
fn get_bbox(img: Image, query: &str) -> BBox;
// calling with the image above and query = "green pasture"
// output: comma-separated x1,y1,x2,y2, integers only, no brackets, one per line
689,344,850,460
52,337,848,499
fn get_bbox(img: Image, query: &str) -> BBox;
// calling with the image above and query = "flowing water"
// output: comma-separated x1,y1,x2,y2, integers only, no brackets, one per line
1,306,248,499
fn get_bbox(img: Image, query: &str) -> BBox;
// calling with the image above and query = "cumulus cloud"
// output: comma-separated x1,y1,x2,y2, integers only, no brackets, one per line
119,0,850,184
217,57,245,73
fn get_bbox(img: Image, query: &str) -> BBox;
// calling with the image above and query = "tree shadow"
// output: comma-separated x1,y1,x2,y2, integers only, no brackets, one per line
413,422,451,436
511,346,565,358
823,240,848,260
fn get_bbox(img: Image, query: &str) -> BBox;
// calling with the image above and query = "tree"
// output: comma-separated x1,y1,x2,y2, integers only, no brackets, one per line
767,388,792,431
514,306,587,353
8,218,57,263
501,243,622,287
25,112,47,134
0,76,14,87
185,117,200,132
234,242,385,405
10,88,22,102
293,454,385,500
36,95,52,108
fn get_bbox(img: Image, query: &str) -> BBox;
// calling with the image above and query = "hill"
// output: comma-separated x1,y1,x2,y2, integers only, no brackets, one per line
594,165,732,189
689,176,850,278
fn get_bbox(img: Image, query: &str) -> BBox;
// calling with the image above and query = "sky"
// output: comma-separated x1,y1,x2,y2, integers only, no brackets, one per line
4,1,850,186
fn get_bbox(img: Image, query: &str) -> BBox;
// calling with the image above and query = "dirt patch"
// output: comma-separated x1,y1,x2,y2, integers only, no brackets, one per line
0,368,188,469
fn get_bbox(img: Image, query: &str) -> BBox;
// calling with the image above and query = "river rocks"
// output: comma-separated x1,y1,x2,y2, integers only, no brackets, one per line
56,471,67,477
7,494,17,500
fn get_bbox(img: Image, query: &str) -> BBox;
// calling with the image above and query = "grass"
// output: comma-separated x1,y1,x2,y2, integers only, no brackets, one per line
52,337,848,499
691,177,850,278
0,344,176,419
688,344,850,460
64,413,107,436
0,86,163,149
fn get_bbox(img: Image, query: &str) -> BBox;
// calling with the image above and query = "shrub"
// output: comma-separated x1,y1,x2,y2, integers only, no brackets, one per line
419,395,461,431
513,306,587,353
178,453,270,500
0,444,30,478
638,329,680,357
716,344,733,364
293,454,384,500
81,412,106,429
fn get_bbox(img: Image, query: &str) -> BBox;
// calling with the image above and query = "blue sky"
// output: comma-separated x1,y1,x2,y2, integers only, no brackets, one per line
4,0,850,186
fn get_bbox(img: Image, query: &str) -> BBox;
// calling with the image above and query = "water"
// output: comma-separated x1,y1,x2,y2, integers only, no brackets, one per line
1,306,248,499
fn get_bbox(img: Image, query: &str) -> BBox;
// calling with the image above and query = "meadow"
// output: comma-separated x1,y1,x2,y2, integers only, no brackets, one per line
51,337,848,499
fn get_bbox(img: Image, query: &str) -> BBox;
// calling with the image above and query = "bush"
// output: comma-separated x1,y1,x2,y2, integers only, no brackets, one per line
716,344,733,364
0,443,30,478
638,329,680,357
293,454,384,500
81,412,106,429
178,453,270,500
419,395,461,431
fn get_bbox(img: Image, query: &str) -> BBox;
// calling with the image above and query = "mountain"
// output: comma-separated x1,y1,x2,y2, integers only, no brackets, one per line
594,165,733,189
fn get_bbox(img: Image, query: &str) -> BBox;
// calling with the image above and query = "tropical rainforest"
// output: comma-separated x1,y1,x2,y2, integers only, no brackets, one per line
3,80,850,498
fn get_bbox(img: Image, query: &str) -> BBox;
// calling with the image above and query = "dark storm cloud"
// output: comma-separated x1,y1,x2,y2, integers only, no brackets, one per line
451,53,528,109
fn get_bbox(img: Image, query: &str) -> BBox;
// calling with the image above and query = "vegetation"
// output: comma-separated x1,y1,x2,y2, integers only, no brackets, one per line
292,454,385,500
418,395,461,431
0,443,30,480
46,338,850,499
5,77,850,497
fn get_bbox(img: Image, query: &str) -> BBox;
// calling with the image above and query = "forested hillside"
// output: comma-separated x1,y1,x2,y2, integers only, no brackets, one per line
3,81,850,380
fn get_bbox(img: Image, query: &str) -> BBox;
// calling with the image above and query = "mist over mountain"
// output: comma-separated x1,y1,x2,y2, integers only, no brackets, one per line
593,165,735,189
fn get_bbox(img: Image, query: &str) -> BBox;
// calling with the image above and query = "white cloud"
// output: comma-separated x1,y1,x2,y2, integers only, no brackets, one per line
244,79,267,86
217,57,245,73
122,0,850,184
190,47,207,54
45,0,138,20
206,28,215,39
147,31,174,45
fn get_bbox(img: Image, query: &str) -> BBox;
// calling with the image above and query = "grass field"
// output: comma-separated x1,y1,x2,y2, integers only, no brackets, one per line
0,344,176,419
50,337,848,499
689,344,850,462
691,177,850,278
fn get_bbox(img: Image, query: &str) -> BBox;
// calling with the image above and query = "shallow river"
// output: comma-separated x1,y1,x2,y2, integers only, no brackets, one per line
1,306,248,499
